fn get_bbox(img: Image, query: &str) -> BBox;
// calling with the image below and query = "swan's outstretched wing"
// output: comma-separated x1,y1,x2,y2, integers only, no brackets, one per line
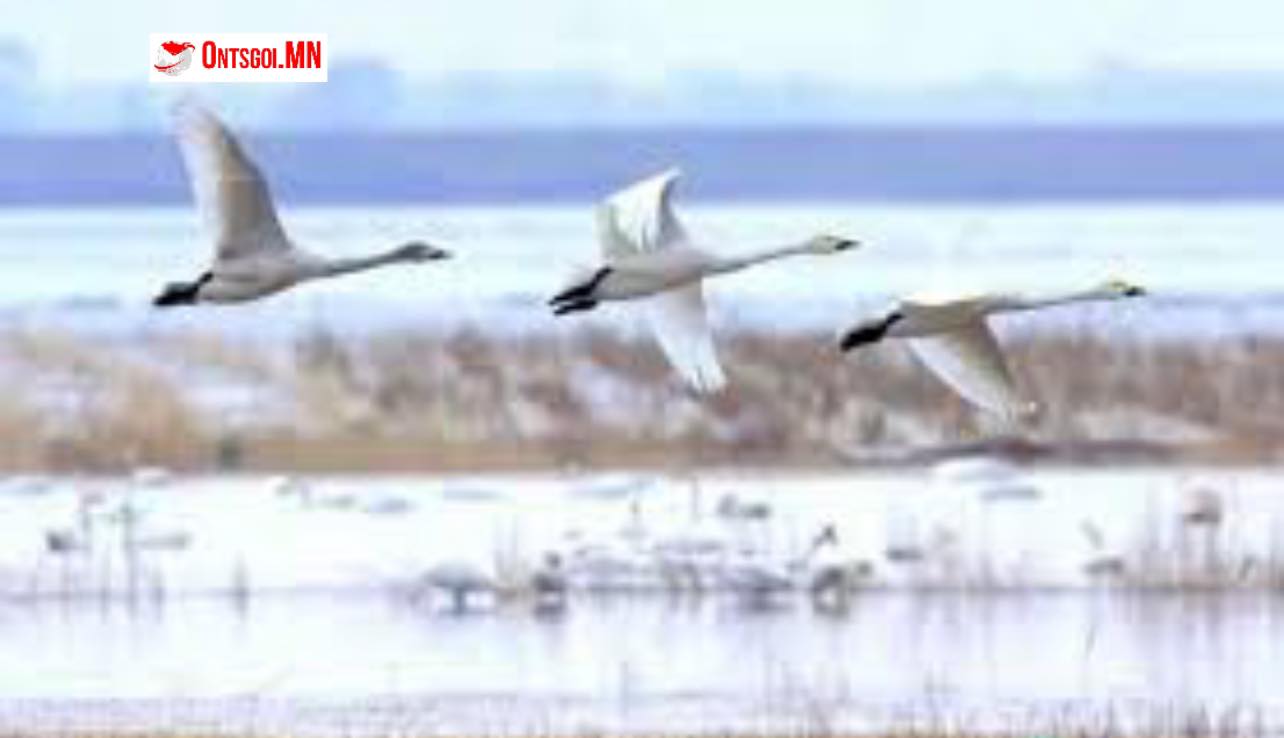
645,282,726,394
597,168,689,261
173,104,288,261
907,320,1027,416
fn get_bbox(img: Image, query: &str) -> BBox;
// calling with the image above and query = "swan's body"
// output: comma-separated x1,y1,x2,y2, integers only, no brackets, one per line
416,559,497,613
839,280,1146,418
801,525,865,603
1079,520,1126,578
154,105,448,307
530,552,569,605
551,169,858,393
722,554,794,599
724,554,794,611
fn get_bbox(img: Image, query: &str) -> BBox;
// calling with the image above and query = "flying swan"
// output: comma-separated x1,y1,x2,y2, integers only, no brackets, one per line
837,279,1147,418
154,104,449,306
550,169,859,393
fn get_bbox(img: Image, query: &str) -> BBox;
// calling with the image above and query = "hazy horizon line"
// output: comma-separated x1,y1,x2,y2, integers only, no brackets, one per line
2,126,1283,205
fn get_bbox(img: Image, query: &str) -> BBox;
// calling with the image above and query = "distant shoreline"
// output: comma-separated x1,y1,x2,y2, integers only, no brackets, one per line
5,125,1284,205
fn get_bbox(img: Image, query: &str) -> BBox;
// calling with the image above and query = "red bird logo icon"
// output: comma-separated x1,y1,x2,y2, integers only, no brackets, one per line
154,41,196,76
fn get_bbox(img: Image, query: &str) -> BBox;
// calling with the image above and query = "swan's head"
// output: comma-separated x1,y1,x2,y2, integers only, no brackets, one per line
396,241,451,262
814,523,839,546
806,234,862,255
1100,278,1147,299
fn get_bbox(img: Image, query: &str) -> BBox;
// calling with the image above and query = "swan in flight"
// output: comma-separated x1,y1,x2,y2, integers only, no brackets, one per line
838,279,1146,418
154,105,449,307
550,169,860,393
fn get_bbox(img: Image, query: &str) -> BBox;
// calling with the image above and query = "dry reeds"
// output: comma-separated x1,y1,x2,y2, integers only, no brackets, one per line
0,325,1275,471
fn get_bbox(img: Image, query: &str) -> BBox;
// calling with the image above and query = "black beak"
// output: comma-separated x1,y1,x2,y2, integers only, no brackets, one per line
1124,286,1146,297
836,238,860,251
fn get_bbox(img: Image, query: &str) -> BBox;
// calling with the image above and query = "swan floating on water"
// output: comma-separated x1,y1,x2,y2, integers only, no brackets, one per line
530,552,569,609
838,279,1147,418
414,559,498,613
721,553,794,604
803,524,869,604
551,169,859,393
154,104,450,307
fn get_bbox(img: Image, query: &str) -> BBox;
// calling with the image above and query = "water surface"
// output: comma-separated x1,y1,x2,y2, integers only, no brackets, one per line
0,593,1280,734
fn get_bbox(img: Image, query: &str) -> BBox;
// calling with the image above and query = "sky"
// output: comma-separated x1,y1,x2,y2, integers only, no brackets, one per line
10,0,1284,87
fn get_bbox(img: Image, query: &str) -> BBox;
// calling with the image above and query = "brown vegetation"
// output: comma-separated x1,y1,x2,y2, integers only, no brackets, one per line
0,325,1278,472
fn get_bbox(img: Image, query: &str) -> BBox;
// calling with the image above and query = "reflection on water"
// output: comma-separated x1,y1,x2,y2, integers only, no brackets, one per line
0,593,1280,733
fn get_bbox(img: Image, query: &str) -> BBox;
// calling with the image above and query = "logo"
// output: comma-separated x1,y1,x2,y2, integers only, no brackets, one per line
154,41,195,76
149,34,327,84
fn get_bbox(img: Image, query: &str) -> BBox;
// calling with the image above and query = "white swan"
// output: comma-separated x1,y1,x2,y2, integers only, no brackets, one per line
722,553,794,599
529,552,569,607
550,169,859,393
154,104,449,306
838,279,1146,418
416,559,498,613
802,524,867,600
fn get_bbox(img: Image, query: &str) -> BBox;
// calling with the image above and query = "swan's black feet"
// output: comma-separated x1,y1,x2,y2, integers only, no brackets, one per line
839,312,903,351
839,324,884,351
548,285,590,306
154,284,197,307
552,299,598,316
548,267,612,308
153,271,213,308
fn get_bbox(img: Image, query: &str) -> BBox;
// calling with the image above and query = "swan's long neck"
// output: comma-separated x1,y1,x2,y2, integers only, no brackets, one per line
314,248,408,279
992,286,1115,313
706,240,815,275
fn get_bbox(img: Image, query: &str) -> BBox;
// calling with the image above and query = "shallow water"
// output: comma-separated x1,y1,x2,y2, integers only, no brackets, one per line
0,592,1281,734
1,468,1283,733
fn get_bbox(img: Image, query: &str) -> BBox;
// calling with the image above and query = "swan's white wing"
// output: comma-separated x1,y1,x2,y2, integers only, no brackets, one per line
173,104,288,261
645,282,725,394
597,168,689,261
907,319,1026,416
